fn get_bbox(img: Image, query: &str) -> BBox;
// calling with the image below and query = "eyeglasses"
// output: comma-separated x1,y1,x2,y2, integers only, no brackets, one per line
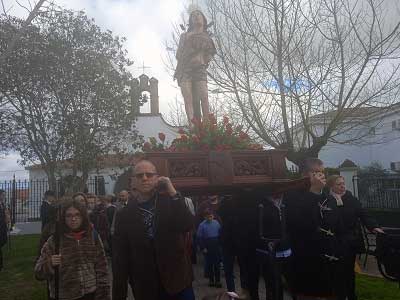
66,213,82,220
134,172,157,179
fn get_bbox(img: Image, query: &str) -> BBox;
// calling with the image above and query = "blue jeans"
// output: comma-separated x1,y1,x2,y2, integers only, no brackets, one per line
160,286,195,300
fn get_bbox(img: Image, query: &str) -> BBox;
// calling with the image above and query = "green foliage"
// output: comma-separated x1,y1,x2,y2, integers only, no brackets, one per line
0,235,47,299
359,162,388,177
0,5,142,189
142,115,262,152
356,274,399,300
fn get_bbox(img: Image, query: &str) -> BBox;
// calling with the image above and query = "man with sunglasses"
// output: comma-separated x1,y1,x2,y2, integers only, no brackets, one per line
112,159,195,300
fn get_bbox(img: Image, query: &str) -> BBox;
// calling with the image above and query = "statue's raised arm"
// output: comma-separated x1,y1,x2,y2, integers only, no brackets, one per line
174,10,216,123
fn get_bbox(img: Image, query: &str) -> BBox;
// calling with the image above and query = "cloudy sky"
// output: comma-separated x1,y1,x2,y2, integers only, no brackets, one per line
0,0,197,180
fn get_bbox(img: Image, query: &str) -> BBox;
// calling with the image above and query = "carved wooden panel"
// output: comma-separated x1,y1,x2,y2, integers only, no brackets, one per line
233,159,270,176
208,151,234,185
169,160,206,178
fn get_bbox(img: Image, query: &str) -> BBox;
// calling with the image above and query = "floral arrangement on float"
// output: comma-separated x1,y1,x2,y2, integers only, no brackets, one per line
142,114,263,152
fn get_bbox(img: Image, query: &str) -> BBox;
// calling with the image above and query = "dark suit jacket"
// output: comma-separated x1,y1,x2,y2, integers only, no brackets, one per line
112,192,194,300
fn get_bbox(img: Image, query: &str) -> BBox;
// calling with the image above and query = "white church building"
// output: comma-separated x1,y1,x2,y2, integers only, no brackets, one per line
26,74,181,195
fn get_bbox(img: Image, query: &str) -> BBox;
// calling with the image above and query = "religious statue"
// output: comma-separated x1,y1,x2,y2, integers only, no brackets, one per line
174,9,216,123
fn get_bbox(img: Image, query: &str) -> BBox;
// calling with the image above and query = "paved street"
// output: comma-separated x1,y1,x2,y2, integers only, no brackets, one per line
11,221,41,235
122,254,292,300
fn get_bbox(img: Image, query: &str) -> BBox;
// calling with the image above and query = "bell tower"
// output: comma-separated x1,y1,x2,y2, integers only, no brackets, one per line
131,74,159,116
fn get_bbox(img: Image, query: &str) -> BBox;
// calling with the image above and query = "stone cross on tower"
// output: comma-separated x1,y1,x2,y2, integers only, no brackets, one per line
130,74,159,116
138,61,151,75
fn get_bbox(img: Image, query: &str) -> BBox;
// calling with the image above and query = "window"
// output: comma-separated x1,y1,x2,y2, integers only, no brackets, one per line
392,119,400,130
94,176,106,196
368,127,376,135
391,162,400,171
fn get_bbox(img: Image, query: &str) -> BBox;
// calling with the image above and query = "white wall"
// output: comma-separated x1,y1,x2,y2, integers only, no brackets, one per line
27,114,180,194
319,112,400,168
126,114,179,151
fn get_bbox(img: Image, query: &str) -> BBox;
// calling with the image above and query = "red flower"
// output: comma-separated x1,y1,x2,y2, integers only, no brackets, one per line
180,134,188,142
192,135,200,144
208,113,217,125
223,116,229,125
226,125,233,135
178,128,185,134
191,117,201,126
158,132,166,142
143,142,151,151
239,131,249,140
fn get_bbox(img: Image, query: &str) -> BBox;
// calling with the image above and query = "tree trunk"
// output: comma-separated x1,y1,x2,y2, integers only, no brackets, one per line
44,164,58,192
285,137,327,166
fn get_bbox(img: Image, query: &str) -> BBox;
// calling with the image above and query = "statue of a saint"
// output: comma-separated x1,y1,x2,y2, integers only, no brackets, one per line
174,10,216,123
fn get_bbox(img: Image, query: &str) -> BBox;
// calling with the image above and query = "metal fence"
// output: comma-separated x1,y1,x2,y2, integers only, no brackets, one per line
357,175,400,209
0,177,107,224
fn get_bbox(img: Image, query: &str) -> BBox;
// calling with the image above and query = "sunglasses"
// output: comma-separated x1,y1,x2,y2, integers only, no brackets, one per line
134,172,157,179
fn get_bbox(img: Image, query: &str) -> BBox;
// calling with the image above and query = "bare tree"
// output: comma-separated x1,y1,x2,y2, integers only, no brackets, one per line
165,96,188,127
203,0,400,163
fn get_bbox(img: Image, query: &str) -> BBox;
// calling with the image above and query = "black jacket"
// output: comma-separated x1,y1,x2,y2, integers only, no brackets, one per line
112,192,194,300
284,189,342,297
40,201,52,229
334,190,378,254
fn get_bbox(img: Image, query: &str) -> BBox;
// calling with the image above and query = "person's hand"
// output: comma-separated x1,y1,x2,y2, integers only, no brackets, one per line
157,176,177,197
372,227,385,234
311,171,326,189
51,255,61,267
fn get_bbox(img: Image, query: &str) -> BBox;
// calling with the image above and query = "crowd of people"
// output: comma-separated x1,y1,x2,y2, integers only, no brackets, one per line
0,158,385,300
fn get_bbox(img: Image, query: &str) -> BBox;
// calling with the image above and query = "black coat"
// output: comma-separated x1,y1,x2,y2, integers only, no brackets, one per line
40,201,52,229
334,190,378,254
112,192,194,300
284,189,342,297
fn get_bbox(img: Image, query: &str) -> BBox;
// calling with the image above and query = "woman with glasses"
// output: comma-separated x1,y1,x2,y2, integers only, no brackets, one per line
35,199,110,300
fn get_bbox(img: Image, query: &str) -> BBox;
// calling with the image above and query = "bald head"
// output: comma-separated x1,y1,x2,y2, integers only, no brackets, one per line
133,160,156,175
132,160,158,196
118,190,129,203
